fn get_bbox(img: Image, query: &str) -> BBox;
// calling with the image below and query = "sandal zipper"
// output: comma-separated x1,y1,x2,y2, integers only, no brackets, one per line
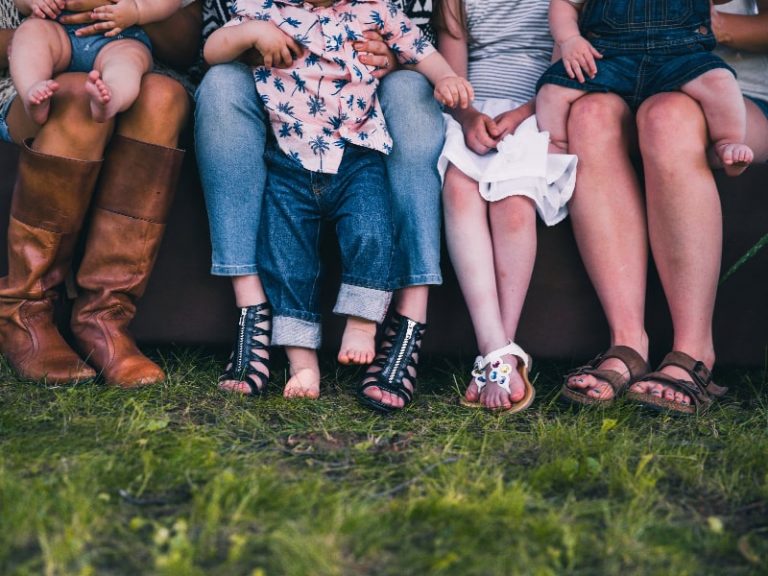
388,318,415,385
235,307,248,373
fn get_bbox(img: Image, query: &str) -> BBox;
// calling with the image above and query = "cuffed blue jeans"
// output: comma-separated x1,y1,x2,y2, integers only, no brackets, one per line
259,144,393,349
194,63,444,288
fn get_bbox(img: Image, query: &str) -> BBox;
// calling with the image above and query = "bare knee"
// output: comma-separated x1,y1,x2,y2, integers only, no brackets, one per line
490,195,535,232
567,93,633,156
442,164,479,211
637,92,707,162
116,74,190,146
15,19,70,69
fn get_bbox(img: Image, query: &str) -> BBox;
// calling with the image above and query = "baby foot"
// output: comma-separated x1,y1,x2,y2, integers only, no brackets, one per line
337,318,376,365
715,142,754,177
25,80,59,125
284,367,321,399
85,70,118,123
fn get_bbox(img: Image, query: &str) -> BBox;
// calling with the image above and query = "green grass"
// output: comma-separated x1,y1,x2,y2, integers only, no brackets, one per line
1,349,767,575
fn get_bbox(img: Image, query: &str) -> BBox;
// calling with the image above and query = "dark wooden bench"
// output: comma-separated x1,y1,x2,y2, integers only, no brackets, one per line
1,139,766,365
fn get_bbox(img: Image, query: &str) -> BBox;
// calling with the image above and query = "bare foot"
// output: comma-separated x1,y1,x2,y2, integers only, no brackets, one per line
25,80,59,125
284,346,321,399
479,354,526,410
628,364,693,407
566,356,628,401
284,367,321,399
715,142,753,177
85,70,119,123
337,317,376,365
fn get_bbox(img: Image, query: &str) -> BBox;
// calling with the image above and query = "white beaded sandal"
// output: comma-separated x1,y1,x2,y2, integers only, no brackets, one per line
460,340,535,413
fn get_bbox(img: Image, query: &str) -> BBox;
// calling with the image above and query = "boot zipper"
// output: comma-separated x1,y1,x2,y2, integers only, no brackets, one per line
235,307,247,372
388,319,415,384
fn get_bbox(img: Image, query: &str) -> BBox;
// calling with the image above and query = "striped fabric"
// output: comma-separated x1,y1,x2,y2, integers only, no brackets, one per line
464,0,552,102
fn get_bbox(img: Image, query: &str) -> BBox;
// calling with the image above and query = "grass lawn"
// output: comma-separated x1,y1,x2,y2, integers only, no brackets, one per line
1,348,767,575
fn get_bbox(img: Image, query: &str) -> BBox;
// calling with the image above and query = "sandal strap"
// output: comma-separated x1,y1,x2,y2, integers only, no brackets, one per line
647,351,728,403
359,312,426,409
483,340,530,371
568,345,649,394
472,341,530,394
219,303,272,395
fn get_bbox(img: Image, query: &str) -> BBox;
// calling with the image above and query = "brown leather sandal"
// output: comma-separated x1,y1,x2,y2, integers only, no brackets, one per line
561,345,650,406
625,351,727,415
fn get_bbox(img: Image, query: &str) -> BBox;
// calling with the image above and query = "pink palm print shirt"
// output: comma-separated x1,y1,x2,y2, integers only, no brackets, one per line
225,0,436,174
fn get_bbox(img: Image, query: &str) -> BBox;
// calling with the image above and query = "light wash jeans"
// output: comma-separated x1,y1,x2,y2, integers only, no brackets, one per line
194,63,445,288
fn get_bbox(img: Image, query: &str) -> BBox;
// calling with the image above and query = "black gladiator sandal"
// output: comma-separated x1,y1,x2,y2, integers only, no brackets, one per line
358,312,427,413
218,303,272,396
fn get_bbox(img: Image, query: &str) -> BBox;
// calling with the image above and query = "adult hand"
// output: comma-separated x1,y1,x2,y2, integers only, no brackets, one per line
710,4,729,44
29,0,65,19
59,0,118,34
559,35,602,82
353,31,397,78
458,108,502,155
89,0,140,37
251,20,302,68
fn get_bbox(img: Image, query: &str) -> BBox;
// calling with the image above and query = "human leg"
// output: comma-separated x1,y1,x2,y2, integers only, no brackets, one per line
9,18,71,125
87,40,152,123
535,83,587,154
328,148,392,366
563,93,649,401
258,150,324,397
194,63,271,393
680,69,752,175
361,70,443,409
70,74,188,387
627,92,721,409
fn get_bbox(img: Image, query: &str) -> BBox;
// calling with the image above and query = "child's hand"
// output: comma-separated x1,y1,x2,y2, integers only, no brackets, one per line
493,107,531,140
559,35,602,83
251,20,303,68
434,75,474,109
89,0,139,36
458,108,502,155
29,0,65,19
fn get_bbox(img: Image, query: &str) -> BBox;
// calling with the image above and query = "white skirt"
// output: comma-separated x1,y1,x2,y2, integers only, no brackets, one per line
438,98,578,226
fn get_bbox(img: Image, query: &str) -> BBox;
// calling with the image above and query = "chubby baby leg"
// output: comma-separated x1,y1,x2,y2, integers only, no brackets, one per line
338,317,377,366
87,39,152,123
10,19,72,125
536,83,588,154
681,68,753,176
284,346,321,399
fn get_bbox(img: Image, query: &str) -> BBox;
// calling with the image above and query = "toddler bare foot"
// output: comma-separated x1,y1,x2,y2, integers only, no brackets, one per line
25,80,59,125
284,346,321,399
715,142,753,177
337,317,376,365
284,367,321,399
85,70,119,123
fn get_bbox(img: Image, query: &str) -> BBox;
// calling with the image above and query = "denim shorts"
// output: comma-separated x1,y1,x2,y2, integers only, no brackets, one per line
746,95,768,121
64,22,152,72
0,96,12,143
537,48,734,110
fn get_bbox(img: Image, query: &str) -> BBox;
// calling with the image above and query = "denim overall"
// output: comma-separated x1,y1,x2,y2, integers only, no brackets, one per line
537,0,734,109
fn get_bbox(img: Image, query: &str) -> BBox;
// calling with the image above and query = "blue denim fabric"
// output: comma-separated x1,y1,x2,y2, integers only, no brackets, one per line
378,70,445,289
746,95,768,121
258,143,393,349
63,20,152,72
194,64,444,288
538,49,733,110
537,0,733,109
194,62,267,276
0,96,12,143
579,0,715,52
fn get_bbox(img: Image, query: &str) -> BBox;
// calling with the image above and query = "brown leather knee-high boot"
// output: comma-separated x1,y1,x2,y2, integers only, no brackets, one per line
71,135,183,388
0,140,101,383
